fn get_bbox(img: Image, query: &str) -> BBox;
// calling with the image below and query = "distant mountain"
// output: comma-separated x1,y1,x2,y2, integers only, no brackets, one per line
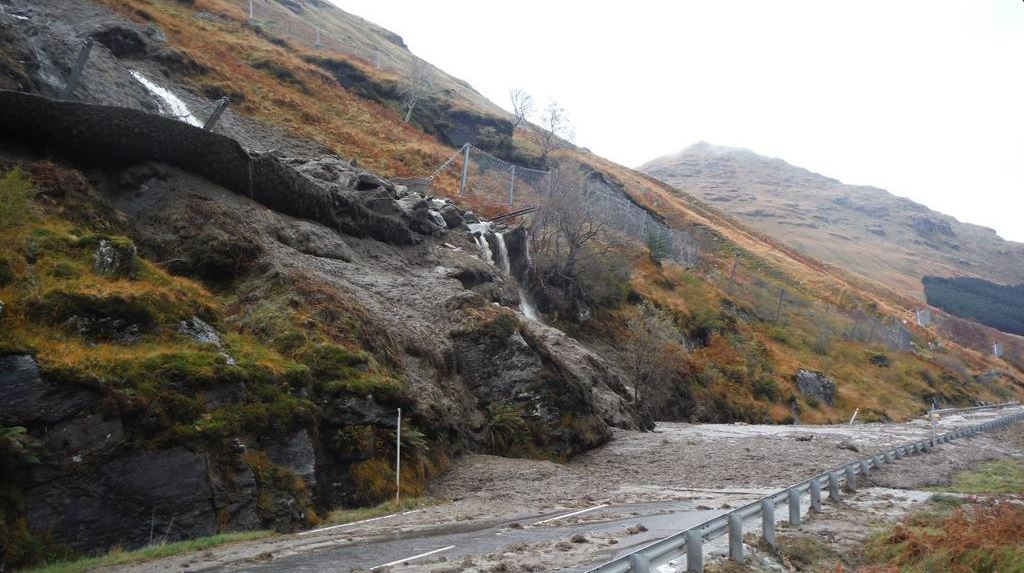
640,142,1024,298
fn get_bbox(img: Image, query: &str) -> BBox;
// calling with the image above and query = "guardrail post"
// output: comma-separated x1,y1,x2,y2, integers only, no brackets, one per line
761,499,775,547
685,529,703,573
828,472,840,500
809,480,822,513
873,454,884,467
788,489,801,525
845,464,857,491
728,513,743,562
860,460,871,482
629,553,651,573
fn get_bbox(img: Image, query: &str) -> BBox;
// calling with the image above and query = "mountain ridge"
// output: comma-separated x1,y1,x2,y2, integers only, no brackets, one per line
640,142,1024,298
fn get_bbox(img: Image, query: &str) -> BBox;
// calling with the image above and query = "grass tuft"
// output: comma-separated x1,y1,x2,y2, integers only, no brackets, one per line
20,531,273,573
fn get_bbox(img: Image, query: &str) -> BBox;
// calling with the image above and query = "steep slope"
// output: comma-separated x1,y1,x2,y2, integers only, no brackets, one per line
1,0,1024,569
640,142,1024,299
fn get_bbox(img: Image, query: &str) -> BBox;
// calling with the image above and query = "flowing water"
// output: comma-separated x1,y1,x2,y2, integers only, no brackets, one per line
469,224,542,323
493,232,511,275
129,70,203,127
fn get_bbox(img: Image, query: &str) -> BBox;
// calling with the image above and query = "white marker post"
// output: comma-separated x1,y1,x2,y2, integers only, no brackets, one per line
395,407,402,503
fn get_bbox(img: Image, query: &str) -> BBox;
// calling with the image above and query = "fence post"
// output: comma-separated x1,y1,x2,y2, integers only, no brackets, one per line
761,499,775,546
728,513,743,561
458,144,470,196
828,472,840,501
507,165,516,206
788,489,801,525
629,553,651,573
685,529,703,573
930,408,937,445
203,97,229,130
845,464,857,492
809,480,822,513
63,38,94,100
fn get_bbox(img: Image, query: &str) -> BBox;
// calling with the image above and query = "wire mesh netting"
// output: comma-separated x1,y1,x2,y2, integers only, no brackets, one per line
431,144,699,267
244,0,396,72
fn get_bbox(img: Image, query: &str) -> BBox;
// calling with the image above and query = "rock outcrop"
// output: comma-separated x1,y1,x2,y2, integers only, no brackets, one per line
793,369,837,405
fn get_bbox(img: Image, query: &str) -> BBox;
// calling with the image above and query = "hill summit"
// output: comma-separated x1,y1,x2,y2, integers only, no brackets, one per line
641,142,1024,298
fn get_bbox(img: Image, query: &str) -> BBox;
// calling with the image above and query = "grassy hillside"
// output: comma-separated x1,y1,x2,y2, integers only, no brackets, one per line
640,143,1024,300
84,0,1024,423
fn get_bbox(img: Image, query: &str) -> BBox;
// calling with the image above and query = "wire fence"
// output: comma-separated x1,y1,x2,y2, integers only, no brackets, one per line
429,144,700,267
719,259,914,354
243,0,397,72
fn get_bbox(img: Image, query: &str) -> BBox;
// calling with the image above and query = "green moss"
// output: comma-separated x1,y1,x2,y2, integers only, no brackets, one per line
0,168,35,230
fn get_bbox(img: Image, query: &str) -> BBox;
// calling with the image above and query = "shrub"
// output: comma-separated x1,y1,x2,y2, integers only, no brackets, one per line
483,402,531,455
0,169,34,229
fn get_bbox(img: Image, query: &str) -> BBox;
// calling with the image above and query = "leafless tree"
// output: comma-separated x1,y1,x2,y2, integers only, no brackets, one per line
401,58,435,122
509,88,534,130
530,165,605,287
537,100,573,162
623,301,677,402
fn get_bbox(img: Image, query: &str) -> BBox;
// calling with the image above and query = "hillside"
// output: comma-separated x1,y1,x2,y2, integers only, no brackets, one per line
640,142,1024,299
1,0,1023,570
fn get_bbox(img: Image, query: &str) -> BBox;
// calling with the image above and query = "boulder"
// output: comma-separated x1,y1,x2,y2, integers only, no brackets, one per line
440,204,464,229
427,209,448,231
354,171,390,192
178,316,222,346
92,238,136,277
793,369,836,405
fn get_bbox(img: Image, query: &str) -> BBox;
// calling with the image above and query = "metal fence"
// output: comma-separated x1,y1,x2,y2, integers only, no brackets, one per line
243,0,395,72
588,405,1024,573
431,144,700,267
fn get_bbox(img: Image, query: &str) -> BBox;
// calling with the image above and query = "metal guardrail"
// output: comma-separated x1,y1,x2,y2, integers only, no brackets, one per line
587,408,1024,573
929,401,1020,416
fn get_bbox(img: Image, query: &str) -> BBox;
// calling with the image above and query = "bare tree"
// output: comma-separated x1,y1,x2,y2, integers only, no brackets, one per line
401,58,435,122
537,100,573,162
509,88,534,130
623,301,677,402
530,165,605,287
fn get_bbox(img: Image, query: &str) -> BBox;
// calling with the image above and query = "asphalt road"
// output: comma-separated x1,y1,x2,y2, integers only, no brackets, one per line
212,501,743,572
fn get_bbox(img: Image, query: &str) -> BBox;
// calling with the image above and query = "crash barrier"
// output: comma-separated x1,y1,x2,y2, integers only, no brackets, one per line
587,409,1024,573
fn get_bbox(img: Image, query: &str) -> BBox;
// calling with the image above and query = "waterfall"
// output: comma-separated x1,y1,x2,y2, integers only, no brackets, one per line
466,223,543,323
468,222,495,266
494,232,510,275
518,288,542,322
129,70,202,127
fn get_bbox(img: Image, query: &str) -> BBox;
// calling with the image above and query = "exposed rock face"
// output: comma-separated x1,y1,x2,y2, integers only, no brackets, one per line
177,316,222,346
0,355,313,551
909,215,955,238
92,238,136,277
793,369,837,405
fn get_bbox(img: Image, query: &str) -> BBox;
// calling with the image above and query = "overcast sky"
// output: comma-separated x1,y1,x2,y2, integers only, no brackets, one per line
336,1,1024,242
